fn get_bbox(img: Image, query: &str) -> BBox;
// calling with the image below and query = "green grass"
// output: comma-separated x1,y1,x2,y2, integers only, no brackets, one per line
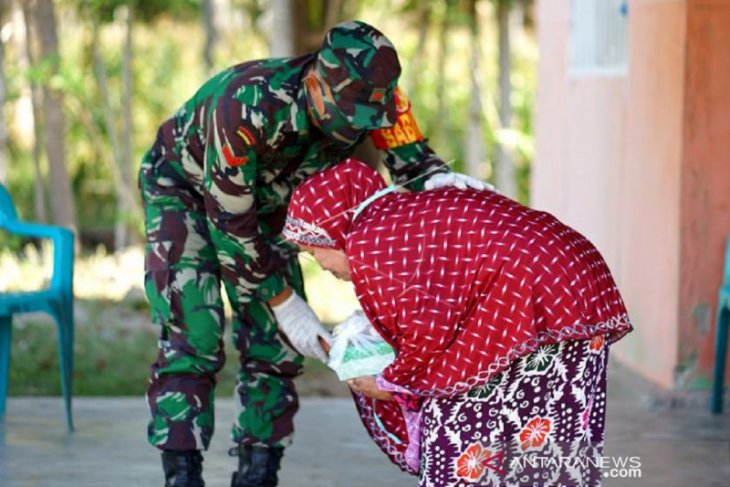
7,298,346,398
8,300,156,397
2,246,352,398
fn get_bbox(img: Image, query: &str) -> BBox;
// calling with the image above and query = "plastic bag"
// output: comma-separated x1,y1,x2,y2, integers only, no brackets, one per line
328,310,395,381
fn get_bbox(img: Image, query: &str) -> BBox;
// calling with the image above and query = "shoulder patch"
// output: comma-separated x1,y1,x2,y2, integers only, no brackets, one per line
222,145,249,166
369,87,424,150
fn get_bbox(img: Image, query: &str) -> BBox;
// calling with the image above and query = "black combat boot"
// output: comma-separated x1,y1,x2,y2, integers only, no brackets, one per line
161,450,205,487
229,444,284,487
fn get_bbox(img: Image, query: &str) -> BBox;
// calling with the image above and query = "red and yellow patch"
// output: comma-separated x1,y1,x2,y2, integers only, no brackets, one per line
369,88,424,150
236,126,257,146
222,145,249,167
393,87,411,114
222,124,258,166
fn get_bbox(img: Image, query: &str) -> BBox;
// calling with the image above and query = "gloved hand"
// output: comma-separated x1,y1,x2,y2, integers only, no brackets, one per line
271,292,332,362
424,172,495,191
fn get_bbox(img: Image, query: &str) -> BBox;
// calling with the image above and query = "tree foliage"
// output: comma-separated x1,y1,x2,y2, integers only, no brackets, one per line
68,0,200,23
3,0,536,251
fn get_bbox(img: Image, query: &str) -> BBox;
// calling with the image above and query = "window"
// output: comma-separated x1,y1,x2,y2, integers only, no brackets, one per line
570,0,629,75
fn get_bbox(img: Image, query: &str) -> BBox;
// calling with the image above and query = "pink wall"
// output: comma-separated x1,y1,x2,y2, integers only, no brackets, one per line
533,3,626,269
680,0,730,384
534,0,687,387
532,1,570,217
620,0,687,387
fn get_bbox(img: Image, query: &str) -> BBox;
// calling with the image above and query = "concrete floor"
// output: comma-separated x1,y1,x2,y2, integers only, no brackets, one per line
1,361,729,487
0,396,409,487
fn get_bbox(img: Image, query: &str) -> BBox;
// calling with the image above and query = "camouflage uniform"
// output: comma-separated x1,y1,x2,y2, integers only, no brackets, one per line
139,24,446,453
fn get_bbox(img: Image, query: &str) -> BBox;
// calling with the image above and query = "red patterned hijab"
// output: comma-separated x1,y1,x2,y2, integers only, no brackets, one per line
283,158,386,249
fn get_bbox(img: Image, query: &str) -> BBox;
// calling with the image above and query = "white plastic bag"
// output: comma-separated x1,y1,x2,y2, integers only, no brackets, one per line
328,310,395,381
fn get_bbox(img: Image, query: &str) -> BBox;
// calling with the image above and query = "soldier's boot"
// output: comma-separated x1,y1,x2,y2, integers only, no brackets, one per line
161,450,205,487
229,444,284,487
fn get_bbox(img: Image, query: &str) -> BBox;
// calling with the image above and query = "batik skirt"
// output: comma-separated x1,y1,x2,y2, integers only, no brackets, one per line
354,336,610,487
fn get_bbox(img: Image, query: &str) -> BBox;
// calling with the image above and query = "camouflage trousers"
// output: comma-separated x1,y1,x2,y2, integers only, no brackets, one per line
141,172,304,452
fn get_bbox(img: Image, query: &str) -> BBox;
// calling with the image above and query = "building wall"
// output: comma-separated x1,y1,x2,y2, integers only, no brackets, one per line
534,0,687,387
620,0,687,387
679,0,730,386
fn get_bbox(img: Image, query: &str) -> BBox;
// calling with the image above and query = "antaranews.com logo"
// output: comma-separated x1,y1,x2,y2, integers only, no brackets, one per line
598,456,642,479
508,455,643,479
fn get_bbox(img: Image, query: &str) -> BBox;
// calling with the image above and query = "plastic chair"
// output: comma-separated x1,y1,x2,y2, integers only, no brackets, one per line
0,184,75,430
711,237,730,414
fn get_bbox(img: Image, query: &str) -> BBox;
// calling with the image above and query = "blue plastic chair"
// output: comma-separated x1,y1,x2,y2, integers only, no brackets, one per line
0,184,75,430
711,237,730,414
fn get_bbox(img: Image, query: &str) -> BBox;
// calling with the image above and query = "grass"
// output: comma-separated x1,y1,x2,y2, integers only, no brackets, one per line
2,245,355,397
8,306,155,396
7,299,347,398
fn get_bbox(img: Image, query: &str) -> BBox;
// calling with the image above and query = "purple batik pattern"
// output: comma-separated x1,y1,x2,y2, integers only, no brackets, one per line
419,336,609,487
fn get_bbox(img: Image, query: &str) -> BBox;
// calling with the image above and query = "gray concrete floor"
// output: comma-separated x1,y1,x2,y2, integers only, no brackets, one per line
1,360,729,487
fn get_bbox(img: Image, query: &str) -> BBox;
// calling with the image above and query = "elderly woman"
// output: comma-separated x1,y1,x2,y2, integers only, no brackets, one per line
282,159,632,486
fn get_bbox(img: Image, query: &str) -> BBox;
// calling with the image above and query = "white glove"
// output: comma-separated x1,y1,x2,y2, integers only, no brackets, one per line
424,172,495,191
271,292,332,362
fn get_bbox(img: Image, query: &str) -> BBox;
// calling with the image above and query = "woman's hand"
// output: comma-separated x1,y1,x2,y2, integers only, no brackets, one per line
347,375,393,401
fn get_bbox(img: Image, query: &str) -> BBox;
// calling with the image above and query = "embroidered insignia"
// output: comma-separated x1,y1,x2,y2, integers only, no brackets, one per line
236,126,257,146
222,145,249,166
369,87,387,103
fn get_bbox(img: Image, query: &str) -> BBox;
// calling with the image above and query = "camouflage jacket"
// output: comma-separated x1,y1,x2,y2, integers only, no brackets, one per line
141,54,446,305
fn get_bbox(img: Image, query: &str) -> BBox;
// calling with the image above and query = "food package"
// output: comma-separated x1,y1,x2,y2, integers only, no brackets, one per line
328,310,395,381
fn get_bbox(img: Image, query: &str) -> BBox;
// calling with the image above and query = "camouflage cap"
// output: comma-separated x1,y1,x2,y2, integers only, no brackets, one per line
315,20,401,130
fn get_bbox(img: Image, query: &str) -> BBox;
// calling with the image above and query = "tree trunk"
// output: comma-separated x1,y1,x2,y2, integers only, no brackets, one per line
115,4,135,249
323,0,346,28
20,1,48,221
201,0,218,73
405,3,431,94
291,0,348,56
495,0,517,198
90,22,141,248
465,0,484,180
269,0,294,57
30,0,76,230
292,0,321,55
429,0,453,140
91,26,121,174
0,1,8,185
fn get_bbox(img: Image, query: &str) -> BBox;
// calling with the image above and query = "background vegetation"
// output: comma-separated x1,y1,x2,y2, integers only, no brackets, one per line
0,0,537,395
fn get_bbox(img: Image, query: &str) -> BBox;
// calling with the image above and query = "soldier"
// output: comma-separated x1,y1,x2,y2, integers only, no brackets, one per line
139,20,489,487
